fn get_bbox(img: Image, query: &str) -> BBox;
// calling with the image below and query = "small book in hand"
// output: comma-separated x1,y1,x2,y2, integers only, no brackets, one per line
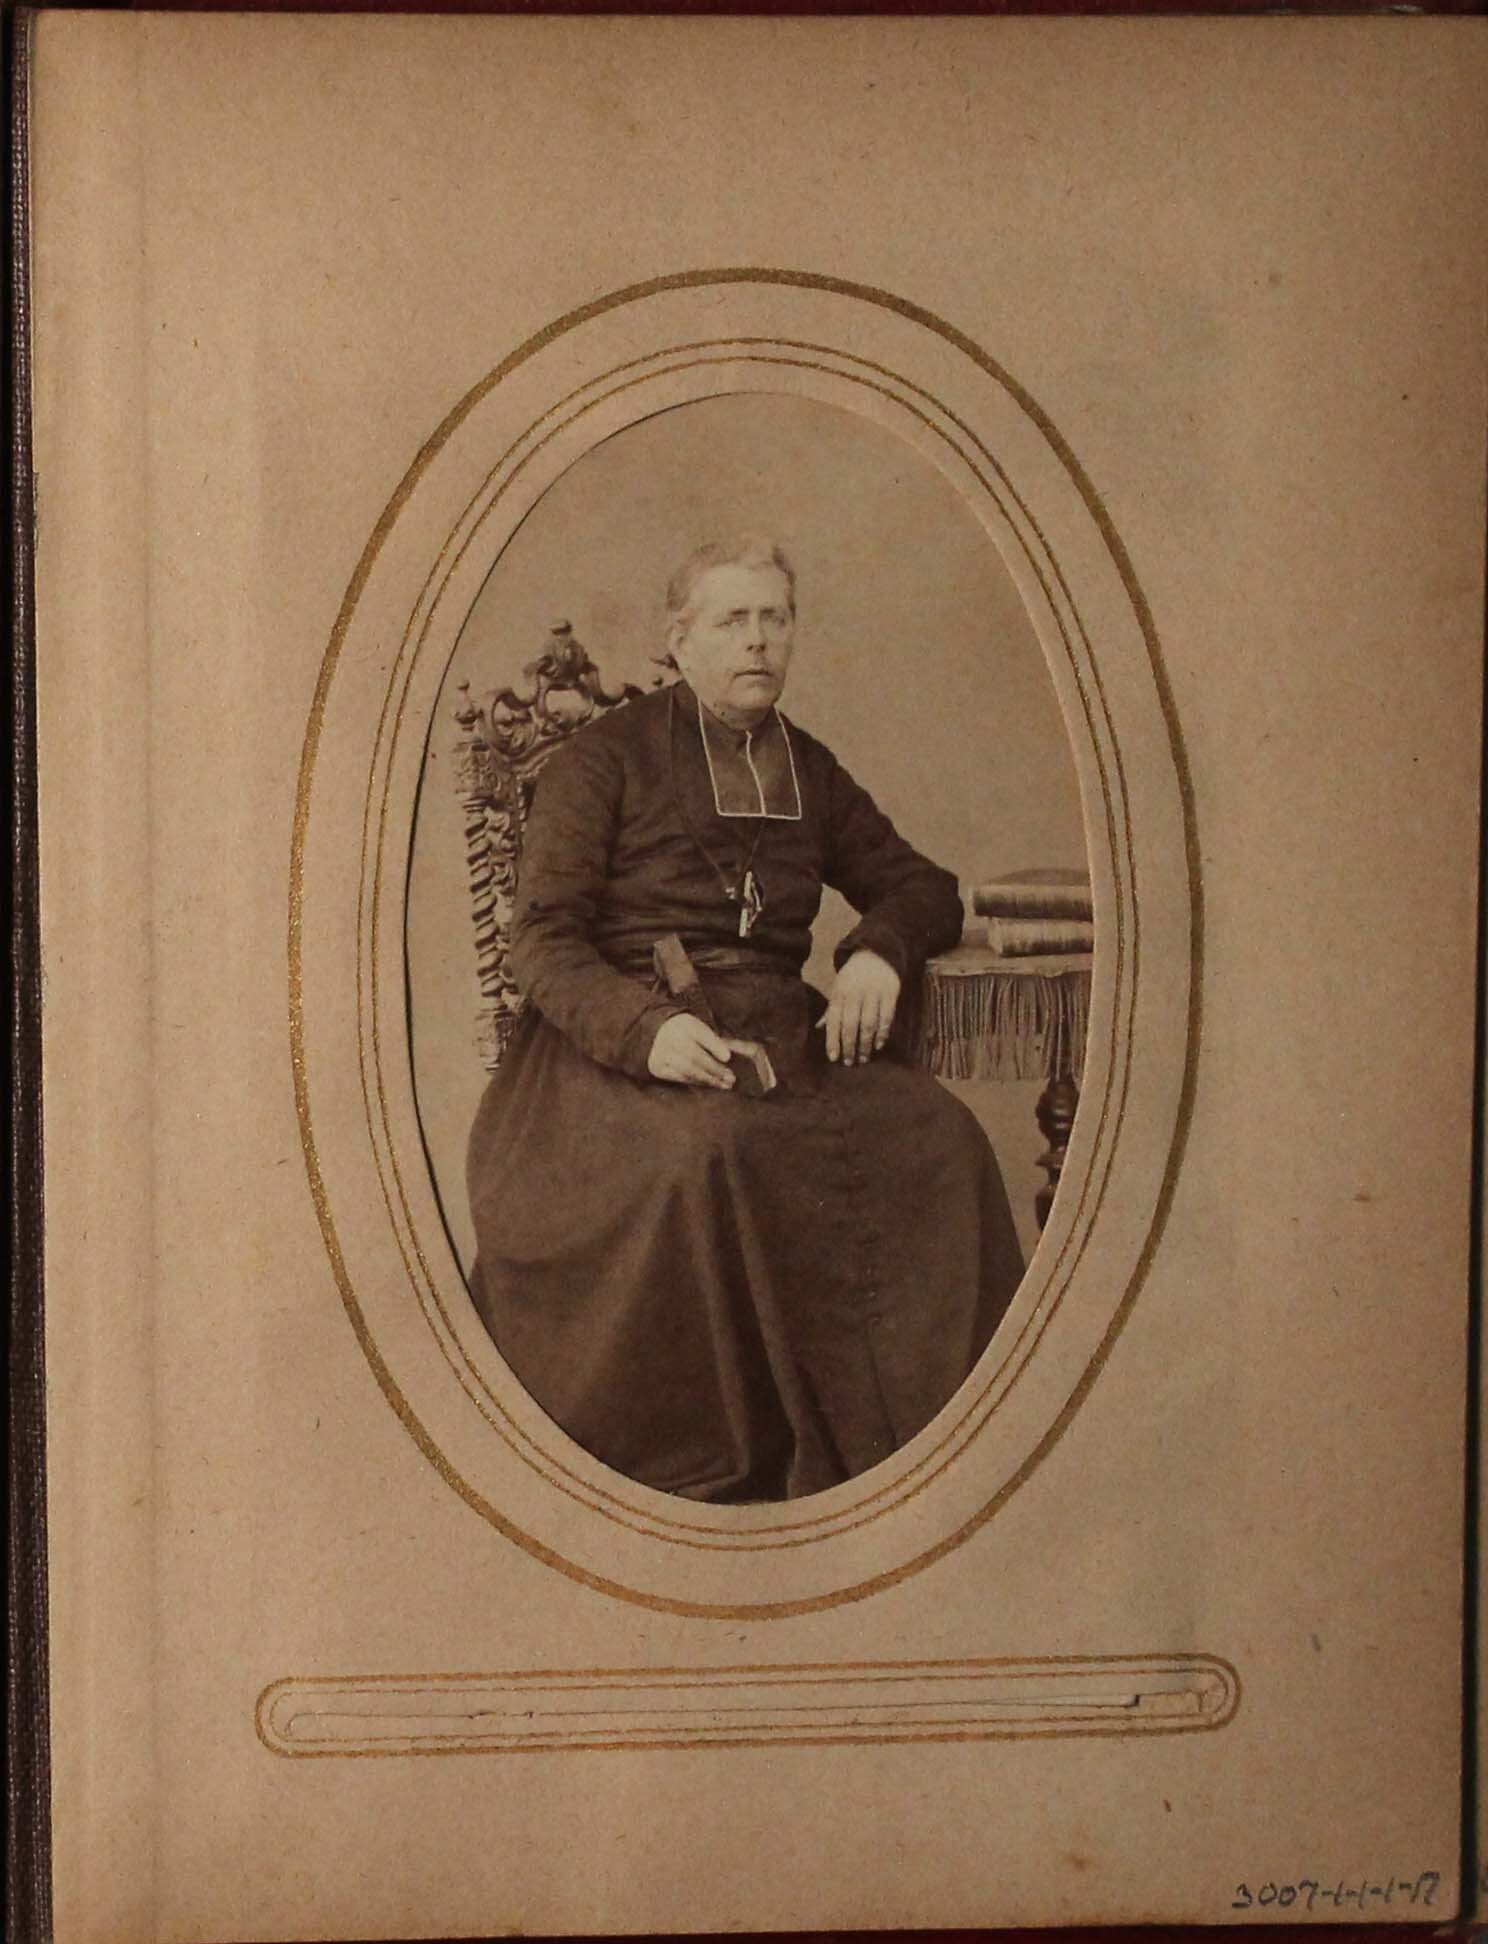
724,1039,777,1097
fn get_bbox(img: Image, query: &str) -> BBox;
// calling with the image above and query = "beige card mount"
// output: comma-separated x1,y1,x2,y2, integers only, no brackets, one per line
30,14,1487,1939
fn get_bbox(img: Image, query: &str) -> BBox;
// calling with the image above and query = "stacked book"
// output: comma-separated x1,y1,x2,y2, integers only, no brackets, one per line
969,867,1093,959
915,866,1093,1082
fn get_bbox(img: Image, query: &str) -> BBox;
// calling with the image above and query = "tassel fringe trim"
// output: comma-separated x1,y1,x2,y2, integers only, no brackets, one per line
911,965,1090,1083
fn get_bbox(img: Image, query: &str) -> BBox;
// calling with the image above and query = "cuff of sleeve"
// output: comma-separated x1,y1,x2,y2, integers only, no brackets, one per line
616,999,688,1080
834,919,910,982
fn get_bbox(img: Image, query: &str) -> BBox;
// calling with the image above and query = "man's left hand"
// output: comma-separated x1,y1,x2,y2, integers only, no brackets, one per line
823,948,901,1066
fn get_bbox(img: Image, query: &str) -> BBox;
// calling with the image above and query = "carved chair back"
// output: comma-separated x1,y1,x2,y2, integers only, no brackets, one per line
451,622,643,1069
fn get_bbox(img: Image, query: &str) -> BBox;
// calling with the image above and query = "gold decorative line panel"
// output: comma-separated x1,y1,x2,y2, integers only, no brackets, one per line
257,1654,1239,1759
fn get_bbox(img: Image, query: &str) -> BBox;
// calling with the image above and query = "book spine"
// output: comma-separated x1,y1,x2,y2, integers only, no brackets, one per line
985,918,1096,958
971,883,1094,921
7,14,55,1944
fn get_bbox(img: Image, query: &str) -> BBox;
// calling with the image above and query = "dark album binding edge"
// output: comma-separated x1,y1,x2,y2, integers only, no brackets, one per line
8,9,53,1944
1468,423,1488,1923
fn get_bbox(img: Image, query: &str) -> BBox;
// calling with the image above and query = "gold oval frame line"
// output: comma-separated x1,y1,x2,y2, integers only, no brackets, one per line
369,344,1128,1545
291,268,1202,1618
321,299,1168,1579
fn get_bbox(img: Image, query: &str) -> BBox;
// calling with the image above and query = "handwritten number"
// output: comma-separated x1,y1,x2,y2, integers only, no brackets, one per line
1230,1871,1439,1916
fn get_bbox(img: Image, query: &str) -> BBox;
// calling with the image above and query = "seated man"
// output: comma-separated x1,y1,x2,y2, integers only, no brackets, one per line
466,537,1023,1503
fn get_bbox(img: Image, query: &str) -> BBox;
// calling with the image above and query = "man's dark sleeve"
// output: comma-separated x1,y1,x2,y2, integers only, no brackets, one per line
821,749,966,980
507,731,683,1078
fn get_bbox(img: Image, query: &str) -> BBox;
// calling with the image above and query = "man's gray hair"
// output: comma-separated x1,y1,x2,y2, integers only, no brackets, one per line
665,537,797,626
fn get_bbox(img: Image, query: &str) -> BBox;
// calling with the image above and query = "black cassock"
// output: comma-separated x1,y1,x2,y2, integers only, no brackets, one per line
466,680,1023,1501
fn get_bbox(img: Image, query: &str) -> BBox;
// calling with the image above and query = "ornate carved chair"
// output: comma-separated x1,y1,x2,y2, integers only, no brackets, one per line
451,621,643,1069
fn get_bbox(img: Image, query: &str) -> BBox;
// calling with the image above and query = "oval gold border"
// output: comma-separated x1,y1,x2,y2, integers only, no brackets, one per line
369,343,1128,1541
291,268,1201,1617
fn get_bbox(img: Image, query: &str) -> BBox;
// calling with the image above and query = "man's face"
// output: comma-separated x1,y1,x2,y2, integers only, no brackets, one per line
670,562,795,727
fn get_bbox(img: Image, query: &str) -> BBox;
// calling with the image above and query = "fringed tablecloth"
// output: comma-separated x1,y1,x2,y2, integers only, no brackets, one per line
909,944,1093,1084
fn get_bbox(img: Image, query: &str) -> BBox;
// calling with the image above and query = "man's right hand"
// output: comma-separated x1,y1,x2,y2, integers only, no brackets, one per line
647,1012,737,1089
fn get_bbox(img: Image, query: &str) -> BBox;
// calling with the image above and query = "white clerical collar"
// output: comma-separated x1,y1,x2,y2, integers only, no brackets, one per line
686,684,803,821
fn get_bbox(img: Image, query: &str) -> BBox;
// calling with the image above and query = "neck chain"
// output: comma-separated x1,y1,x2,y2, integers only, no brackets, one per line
668,686,769,938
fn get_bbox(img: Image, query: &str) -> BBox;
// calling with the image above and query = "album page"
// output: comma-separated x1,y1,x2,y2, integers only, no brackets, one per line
29,13,1488,1939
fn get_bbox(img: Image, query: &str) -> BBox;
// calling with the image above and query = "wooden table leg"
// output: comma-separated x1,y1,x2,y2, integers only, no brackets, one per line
1034,1073,1080,1230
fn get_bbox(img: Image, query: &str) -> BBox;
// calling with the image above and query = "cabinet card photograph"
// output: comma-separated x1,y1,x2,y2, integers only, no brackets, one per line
406,393,1092,1503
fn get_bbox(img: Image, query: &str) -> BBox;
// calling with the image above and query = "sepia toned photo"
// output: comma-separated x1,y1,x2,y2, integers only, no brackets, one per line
407,393,1093,1503
28,18,1488,1935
